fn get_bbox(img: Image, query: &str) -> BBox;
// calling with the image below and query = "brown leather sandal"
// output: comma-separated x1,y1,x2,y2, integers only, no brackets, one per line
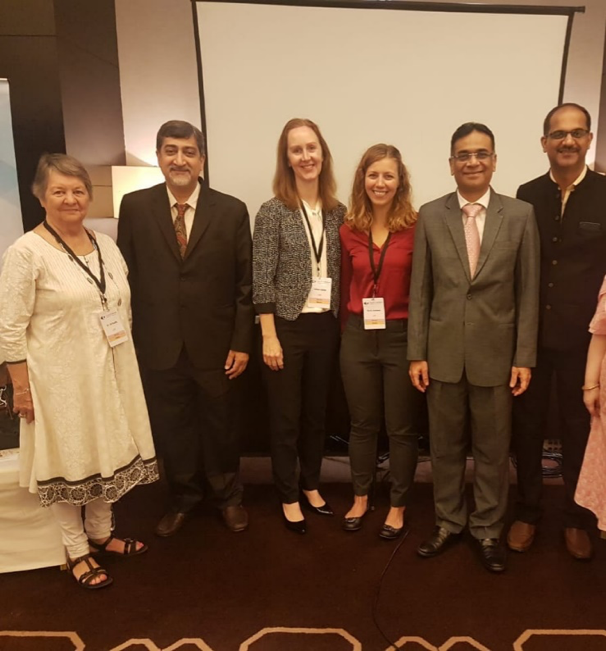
66,553,113,590
88,534,148,557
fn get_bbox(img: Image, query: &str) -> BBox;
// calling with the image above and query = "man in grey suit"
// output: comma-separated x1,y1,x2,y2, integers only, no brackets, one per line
408,122,540,572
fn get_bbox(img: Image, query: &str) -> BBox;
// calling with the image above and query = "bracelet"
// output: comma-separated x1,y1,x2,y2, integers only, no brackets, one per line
582,383,600,391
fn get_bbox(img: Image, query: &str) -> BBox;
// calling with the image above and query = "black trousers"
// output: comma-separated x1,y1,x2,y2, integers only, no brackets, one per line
512,346,591,528
427,375,512,540
264,312,339,504
340,316,419,507
141,347,243,513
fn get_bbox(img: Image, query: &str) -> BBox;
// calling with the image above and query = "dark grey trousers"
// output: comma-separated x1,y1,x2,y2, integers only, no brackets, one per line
427,374,512,539
340,315,419,507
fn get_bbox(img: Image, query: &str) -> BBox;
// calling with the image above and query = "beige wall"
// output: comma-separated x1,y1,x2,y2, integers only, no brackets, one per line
115,0,605,166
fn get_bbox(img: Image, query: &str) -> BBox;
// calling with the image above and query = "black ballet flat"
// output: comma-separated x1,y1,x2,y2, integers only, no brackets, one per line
300,491,334,517
282,511,307,535
342,508,369,532
378,523,405,541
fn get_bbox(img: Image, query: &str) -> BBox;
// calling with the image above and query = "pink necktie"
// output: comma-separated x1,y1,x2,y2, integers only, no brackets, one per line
174,203,188,258
462,203,482,277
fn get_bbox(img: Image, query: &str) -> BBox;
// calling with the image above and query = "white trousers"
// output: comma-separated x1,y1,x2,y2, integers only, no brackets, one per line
49,499,113,559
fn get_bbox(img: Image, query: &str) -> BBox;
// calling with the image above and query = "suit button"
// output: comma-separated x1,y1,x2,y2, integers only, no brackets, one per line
554,216,560,221
552,260,558,265
467,294,472,300
546,305,552,310
552,236,559,243
548,282,554,288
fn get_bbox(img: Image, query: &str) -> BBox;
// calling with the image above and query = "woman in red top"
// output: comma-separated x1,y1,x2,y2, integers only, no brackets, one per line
340,144,420,539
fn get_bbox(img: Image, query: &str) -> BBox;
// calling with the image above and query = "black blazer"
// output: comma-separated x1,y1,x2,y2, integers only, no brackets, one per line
517,169,606,352
117,179,254,371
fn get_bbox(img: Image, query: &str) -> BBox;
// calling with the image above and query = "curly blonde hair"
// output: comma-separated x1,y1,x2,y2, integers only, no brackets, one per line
345,144,416,233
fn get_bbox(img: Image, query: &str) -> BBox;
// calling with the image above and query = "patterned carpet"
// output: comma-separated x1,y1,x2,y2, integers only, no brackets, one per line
1,480,605,651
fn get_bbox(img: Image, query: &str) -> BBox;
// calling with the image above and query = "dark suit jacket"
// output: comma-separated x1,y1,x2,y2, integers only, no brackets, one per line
517,169,606,352
408,190,540,387
117,179,254,371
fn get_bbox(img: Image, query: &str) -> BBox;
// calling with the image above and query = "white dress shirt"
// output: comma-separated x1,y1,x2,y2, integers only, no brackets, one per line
300,200,329,314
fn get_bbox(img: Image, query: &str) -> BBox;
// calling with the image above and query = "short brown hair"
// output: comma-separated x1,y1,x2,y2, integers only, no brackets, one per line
31,153,93,200
345,144,416,233
156,120,206,156
272,118,339,211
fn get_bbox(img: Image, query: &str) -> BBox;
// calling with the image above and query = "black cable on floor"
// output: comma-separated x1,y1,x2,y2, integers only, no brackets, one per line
371,524,411,650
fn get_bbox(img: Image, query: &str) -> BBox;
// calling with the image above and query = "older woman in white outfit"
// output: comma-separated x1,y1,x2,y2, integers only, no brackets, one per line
0,154,158,589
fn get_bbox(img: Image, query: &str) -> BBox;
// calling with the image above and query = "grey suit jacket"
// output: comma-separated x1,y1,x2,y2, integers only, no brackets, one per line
407,190,540,387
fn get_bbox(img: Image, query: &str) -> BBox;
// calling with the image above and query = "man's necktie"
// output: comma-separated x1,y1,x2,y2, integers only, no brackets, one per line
174,203,188,258
462,203,482,277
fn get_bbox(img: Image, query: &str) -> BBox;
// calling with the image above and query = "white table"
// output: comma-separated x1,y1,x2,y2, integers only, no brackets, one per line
0,449,65,573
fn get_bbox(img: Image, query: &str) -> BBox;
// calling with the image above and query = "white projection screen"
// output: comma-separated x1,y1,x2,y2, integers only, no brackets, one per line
194,1,572,220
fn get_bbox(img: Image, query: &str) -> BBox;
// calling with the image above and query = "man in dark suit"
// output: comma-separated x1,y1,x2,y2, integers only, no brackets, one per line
508,104,606,560
408,122,540,572
118,120,254,536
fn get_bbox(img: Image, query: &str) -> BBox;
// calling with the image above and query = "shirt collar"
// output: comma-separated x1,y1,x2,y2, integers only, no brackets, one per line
549,165,588,190
456,187,491,211
166,181,201,211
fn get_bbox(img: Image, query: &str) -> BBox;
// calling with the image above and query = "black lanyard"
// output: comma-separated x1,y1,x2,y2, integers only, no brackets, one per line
368,231,392,297
300,202,326,273
43,220,107,307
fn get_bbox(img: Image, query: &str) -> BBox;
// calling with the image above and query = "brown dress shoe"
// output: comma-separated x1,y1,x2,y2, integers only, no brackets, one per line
222,504,249,532
507,521,536,552
564,527,593,560
155,511,189,537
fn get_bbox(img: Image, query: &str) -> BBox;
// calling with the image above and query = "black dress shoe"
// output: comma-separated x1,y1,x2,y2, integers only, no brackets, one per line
475,538,507,573
300,492,334,517
155,511,189,537
282,511,306,535
221,505,249,532
379,523,405,540
417,526,461,557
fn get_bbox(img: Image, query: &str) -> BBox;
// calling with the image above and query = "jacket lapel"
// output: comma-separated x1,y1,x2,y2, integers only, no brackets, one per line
184,180,214,259
444,192,472,281
151,184,182,262
474,190,503,278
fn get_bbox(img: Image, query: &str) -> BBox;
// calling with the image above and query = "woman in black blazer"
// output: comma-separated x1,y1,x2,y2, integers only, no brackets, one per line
253,118,345,533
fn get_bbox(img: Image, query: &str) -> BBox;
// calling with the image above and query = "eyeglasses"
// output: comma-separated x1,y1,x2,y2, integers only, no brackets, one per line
546,129,590,140
450,151,494,163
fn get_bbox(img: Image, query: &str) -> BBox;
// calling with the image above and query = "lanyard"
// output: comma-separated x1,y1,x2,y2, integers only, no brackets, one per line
368,231,392,297
43,220,108,308
300,202,326,274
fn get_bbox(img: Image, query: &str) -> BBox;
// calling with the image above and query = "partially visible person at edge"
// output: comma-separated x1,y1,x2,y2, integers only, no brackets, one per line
0,154,158,590
575,277,606,535
509,103,606,561
252,118,346,534
339,144,421,540
118,120,253,538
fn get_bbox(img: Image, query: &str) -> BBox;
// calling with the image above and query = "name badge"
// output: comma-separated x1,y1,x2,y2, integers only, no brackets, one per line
363,297,386,330
306,277,332,309
99,310,129,347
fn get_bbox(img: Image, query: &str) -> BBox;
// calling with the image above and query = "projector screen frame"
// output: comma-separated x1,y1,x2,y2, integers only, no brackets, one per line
191,0,585,185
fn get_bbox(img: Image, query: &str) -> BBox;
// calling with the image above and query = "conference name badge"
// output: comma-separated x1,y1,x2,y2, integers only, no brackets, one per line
363,297,386,330
306,277,332,309
99,311,129,347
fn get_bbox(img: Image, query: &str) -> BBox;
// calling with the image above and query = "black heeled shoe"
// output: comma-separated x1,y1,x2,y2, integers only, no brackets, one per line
300,491,334,517
281,508,307,535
